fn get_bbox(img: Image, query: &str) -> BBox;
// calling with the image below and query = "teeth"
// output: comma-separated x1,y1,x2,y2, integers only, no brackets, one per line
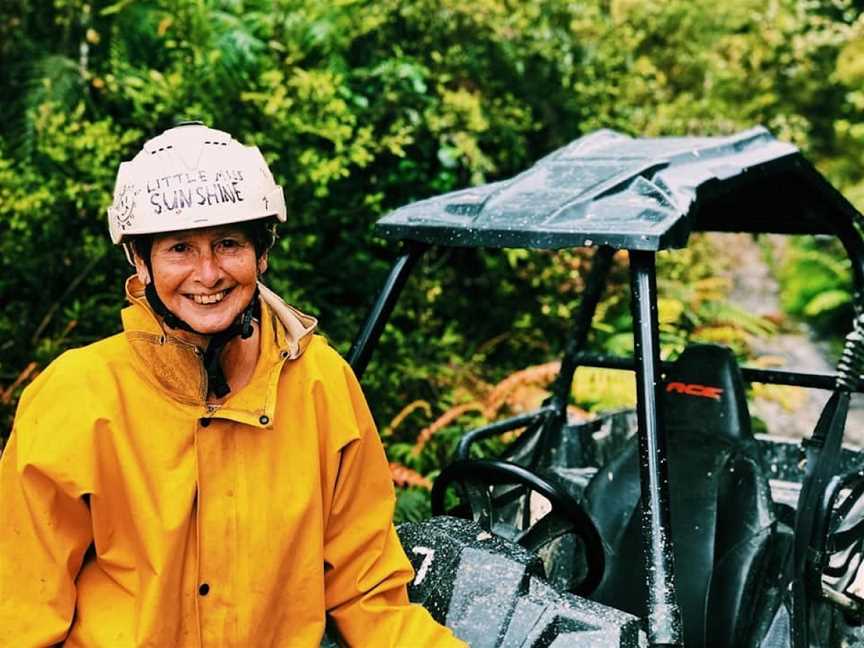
191,291,226,305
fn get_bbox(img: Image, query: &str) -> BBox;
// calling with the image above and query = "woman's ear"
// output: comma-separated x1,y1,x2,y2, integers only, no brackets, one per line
133,252,151,285
258,253,268,276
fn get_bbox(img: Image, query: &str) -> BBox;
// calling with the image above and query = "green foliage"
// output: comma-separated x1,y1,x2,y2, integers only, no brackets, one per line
394,487,432,524
589,239,776,362
572,367,637,413
777,236,854,336
2,1,864,516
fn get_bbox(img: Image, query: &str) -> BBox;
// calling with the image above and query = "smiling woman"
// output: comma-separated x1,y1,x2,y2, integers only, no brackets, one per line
0,124,465,647
130,224,268,401
141,227,263,331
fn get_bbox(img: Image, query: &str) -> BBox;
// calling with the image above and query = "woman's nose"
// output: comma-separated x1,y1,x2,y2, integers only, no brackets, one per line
195,251,222,286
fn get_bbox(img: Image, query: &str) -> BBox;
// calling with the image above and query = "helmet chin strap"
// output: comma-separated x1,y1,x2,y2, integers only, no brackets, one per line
144,282,197,333
144,281,260,398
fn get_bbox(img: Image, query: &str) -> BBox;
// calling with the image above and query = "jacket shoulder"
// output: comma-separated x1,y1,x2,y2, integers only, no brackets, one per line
284,335,373,441
15,335,127,443
9,336,128,494
21,334,127,401
287,334,352,380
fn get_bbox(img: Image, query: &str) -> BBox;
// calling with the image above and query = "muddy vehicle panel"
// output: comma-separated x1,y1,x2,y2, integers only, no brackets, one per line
342,128,864,647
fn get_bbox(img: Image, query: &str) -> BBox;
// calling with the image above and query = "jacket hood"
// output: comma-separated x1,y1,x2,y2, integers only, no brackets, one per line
122,275,318,408
256,282,318,360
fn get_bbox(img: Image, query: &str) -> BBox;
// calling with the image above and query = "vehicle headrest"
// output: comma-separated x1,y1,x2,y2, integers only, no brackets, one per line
663,344,751,441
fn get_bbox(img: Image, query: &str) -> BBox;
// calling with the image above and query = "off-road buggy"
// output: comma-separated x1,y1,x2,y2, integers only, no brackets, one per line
344,128,864,647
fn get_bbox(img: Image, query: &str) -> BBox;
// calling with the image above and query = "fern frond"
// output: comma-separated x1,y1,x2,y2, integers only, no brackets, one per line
412,402,484,454
383,399,432,436
0,362,39,405
5,55,83,157
389,462,432,490
803,289,852,317
483,360,560,417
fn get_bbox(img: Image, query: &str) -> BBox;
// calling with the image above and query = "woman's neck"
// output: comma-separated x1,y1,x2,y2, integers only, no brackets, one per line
167,321,261,404
210,321,261,403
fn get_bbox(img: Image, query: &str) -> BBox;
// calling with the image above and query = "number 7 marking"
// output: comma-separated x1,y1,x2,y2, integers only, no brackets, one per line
412,546,435,585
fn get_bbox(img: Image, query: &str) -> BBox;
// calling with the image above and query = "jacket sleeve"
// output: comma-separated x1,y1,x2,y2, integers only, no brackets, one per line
322,361,466,647
0,372,94,647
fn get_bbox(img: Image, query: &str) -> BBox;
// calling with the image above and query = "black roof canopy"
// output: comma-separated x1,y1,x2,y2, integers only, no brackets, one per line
375,127,861,251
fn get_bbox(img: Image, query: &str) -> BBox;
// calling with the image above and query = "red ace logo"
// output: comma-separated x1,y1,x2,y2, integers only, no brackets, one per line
665,382,724,401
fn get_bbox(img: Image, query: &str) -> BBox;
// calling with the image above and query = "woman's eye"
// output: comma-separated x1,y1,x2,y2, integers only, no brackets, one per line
217,238,243,251
169,243,188,253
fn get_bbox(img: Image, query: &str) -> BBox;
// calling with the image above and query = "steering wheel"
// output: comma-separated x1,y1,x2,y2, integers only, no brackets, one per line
431,458,605,596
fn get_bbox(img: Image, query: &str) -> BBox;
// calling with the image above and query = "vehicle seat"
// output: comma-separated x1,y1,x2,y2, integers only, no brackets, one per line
584,344,776,647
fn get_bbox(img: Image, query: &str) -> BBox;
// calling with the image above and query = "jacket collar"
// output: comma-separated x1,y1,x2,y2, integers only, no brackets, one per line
122,276,317,426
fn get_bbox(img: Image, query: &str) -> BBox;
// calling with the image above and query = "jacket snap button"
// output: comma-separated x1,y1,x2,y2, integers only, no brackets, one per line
199,583,210,596
259,415,270,425
200,418,210,428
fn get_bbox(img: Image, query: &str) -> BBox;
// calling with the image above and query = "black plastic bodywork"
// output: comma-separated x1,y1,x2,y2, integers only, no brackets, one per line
375,128,860,252
349,127,864,647
397,516,642,647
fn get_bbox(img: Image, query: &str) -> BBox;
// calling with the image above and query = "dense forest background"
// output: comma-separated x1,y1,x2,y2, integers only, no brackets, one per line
3,0,864,519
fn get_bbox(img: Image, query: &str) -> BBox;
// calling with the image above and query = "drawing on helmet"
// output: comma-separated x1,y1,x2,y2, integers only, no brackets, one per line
112,183,138,229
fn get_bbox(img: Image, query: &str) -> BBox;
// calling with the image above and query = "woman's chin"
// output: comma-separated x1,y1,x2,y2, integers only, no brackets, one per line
176,305,240,335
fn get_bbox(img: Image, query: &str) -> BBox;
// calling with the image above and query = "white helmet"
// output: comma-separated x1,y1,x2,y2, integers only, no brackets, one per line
107,122,286,246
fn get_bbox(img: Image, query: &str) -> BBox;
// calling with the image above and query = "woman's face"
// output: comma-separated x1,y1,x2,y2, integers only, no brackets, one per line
135,225,266,335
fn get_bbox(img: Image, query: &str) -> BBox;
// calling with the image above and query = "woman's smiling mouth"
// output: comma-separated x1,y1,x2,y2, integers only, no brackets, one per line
188,288,231,305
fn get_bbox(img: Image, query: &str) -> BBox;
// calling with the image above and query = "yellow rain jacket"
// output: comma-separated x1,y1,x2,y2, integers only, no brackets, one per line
0,278,465,648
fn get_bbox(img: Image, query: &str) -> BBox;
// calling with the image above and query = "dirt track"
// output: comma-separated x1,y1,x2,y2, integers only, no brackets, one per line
715,233,864,447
